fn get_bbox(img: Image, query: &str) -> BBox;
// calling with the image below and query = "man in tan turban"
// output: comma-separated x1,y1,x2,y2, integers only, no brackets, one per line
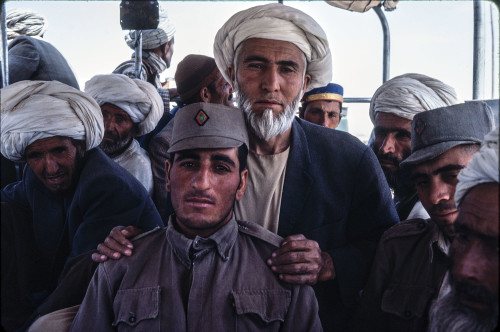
85,74,163,195
0,81,163,331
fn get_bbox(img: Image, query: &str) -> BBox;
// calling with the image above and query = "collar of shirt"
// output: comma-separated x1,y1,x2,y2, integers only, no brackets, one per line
429,222,451,263
166,214,238,267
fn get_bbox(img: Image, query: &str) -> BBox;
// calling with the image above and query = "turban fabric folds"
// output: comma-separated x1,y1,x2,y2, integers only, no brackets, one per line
369,73,458,124
6,8,48,40
213,3,332,92
125,7,175,50
1,81,104,162
85,74,163,136
455,127,499,206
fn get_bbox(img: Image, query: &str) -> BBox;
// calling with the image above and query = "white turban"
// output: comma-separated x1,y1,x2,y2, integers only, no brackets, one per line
6,8,48,40
369,73,459,124
213,3,332,92
1,81,104,162
455,127,499,206
84,74,163,136
125,7,175,50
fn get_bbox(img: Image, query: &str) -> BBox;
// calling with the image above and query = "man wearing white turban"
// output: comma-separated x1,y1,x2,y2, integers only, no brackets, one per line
85,74,163,195
0,81,163,331
357,102,495,332
2,8,79,89
369,73,458,221
429,127,498,332
97,5,398,331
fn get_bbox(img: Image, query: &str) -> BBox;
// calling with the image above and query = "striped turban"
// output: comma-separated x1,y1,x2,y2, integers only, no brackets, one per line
125,7,175,50
85,74,163,136
455,127,499,206
213,3,332,92
1,81,104,162
6,8,48,40
369,73,459,124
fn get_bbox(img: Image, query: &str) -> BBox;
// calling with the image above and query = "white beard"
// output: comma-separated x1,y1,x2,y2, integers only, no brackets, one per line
235,80,302,142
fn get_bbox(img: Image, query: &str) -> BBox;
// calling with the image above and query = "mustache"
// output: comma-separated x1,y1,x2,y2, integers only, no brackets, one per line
454,280,497,309
183,191,216,203
377,153,403,165
429,201,456,213
104,131,118,140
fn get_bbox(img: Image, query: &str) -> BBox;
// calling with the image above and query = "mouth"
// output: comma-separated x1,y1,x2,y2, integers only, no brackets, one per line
45,173,67,186
255,99,282,109
184,196,215,208
459,295,491,313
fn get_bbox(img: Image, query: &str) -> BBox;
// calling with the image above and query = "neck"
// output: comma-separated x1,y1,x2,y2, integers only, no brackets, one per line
249,126,292,155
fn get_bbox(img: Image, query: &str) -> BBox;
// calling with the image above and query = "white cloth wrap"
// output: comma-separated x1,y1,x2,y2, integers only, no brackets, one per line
213,3,332,92
1,80,104,162
125,7,175,50
369,73,458,124
85,74,163,136
455,127,499,206
6,8,48,40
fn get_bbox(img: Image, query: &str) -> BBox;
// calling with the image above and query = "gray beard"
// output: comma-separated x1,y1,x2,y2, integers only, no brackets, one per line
99,135,133,156
235,81,302,142
428,287,498,332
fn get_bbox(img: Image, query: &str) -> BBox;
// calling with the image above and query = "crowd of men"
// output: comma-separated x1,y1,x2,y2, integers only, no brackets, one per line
1,4,498,332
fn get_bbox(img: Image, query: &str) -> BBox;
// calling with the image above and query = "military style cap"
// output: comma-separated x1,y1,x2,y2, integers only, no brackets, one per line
401,101,495,167
302,83,343,104
168,102,248,153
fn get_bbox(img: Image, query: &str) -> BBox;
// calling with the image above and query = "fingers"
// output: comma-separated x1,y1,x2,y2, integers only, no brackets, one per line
91,251,108,263
93,226,144,261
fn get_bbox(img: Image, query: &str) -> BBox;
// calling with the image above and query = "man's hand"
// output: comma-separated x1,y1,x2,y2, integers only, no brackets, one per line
267,234,336,285
91,226,144,262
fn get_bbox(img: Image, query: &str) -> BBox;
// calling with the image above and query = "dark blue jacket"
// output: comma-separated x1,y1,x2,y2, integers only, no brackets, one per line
278,118,399,331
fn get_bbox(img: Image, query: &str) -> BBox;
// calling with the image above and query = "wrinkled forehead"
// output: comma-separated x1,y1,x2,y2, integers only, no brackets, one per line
235,38,307,67
456,183,499,236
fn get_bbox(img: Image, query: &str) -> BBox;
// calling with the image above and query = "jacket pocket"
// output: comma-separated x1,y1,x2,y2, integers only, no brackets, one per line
232,289,291,332
381,283,435,320
113,286,160,331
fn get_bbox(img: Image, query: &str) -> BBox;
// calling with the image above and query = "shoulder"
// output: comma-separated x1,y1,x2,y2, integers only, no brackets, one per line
236,219,283,248
381,218,437,242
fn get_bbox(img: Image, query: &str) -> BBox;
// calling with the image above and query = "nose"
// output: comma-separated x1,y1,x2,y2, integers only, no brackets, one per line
379,134,396,155
192,166,211,191
261,67,280,92
452,240,487,285
44,154,59,174
319,113,327,126
104,119,116,132
429,180,451,205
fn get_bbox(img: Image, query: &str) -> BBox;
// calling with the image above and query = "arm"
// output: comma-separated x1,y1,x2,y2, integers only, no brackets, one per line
281,284,323,332
92,226,144,262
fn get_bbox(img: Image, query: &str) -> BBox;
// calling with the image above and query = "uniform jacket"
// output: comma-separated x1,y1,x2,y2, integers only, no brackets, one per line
6,36,79,89
355,218,450,332
70,216,323,332
1,148,163,284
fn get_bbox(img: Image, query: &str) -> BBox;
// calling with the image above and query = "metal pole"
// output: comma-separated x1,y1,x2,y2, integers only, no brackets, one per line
488,2,498,98
473,0,485,99
1,2,9,88
373,5,390,83
134,30,142,79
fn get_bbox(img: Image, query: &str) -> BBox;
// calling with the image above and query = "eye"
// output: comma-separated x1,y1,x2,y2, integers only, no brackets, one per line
414,178,429,188
328,112,338,118
26,151,43,161
247,63,263,70
52,147,68,155
179,161,196,168
214,164,231,173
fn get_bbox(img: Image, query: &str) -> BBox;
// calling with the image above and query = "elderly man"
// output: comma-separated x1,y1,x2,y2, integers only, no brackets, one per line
70,102,322,331
299,83,344,129
369,73,458,221
0,81,163,331
429,127,498,332
149,54,234,220
356,102,495,332
84,74,163,195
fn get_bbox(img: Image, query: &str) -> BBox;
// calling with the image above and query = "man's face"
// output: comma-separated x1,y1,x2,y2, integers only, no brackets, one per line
25,136,85,192
99,103,136,156
162,38,174,68
166,148,247,239
411,145,476,238
208,74,234,107
229,38,311,141
301,100,342,129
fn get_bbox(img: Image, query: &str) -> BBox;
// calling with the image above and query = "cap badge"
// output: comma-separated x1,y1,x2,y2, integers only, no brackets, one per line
415,119,426,135
195,110,209,126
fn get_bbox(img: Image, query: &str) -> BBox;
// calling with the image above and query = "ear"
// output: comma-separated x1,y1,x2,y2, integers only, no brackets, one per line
165,159,172,192
302,74,312,94
228,65,236,87
200,87,210,103
235,169,248,201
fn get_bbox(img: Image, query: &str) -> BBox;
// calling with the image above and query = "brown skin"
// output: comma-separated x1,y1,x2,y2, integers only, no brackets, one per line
411,145,477,239
99,103,138,157
451,183,499,315
202,73,234,107
299,100,342,129
25,136,85,193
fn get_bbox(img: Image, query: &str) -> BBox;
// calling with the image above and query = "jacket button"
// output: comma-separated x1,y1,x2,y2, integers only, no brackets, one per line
129,314,136,323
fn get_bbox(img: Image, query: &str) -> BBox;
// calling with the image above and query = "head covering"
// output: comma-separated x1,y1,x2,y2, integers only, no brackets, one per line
125,6,175,50
84,74,163,136
454,127,499,206
6,8,48,40
168,102,248,154
302,83,343,104
401,101,495,167
369,73,458,124
175,55,220,103
1,81,104,162
213,3,332,92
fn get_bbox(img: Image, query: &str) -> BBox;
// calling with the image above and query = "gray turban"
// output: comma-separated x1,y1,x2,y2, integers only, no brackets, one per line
125,7,175,50
455,127,499,206
1,81,104,162
369,73,458,124
213,3,332,92
85,74,163,136
6,8,48,40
